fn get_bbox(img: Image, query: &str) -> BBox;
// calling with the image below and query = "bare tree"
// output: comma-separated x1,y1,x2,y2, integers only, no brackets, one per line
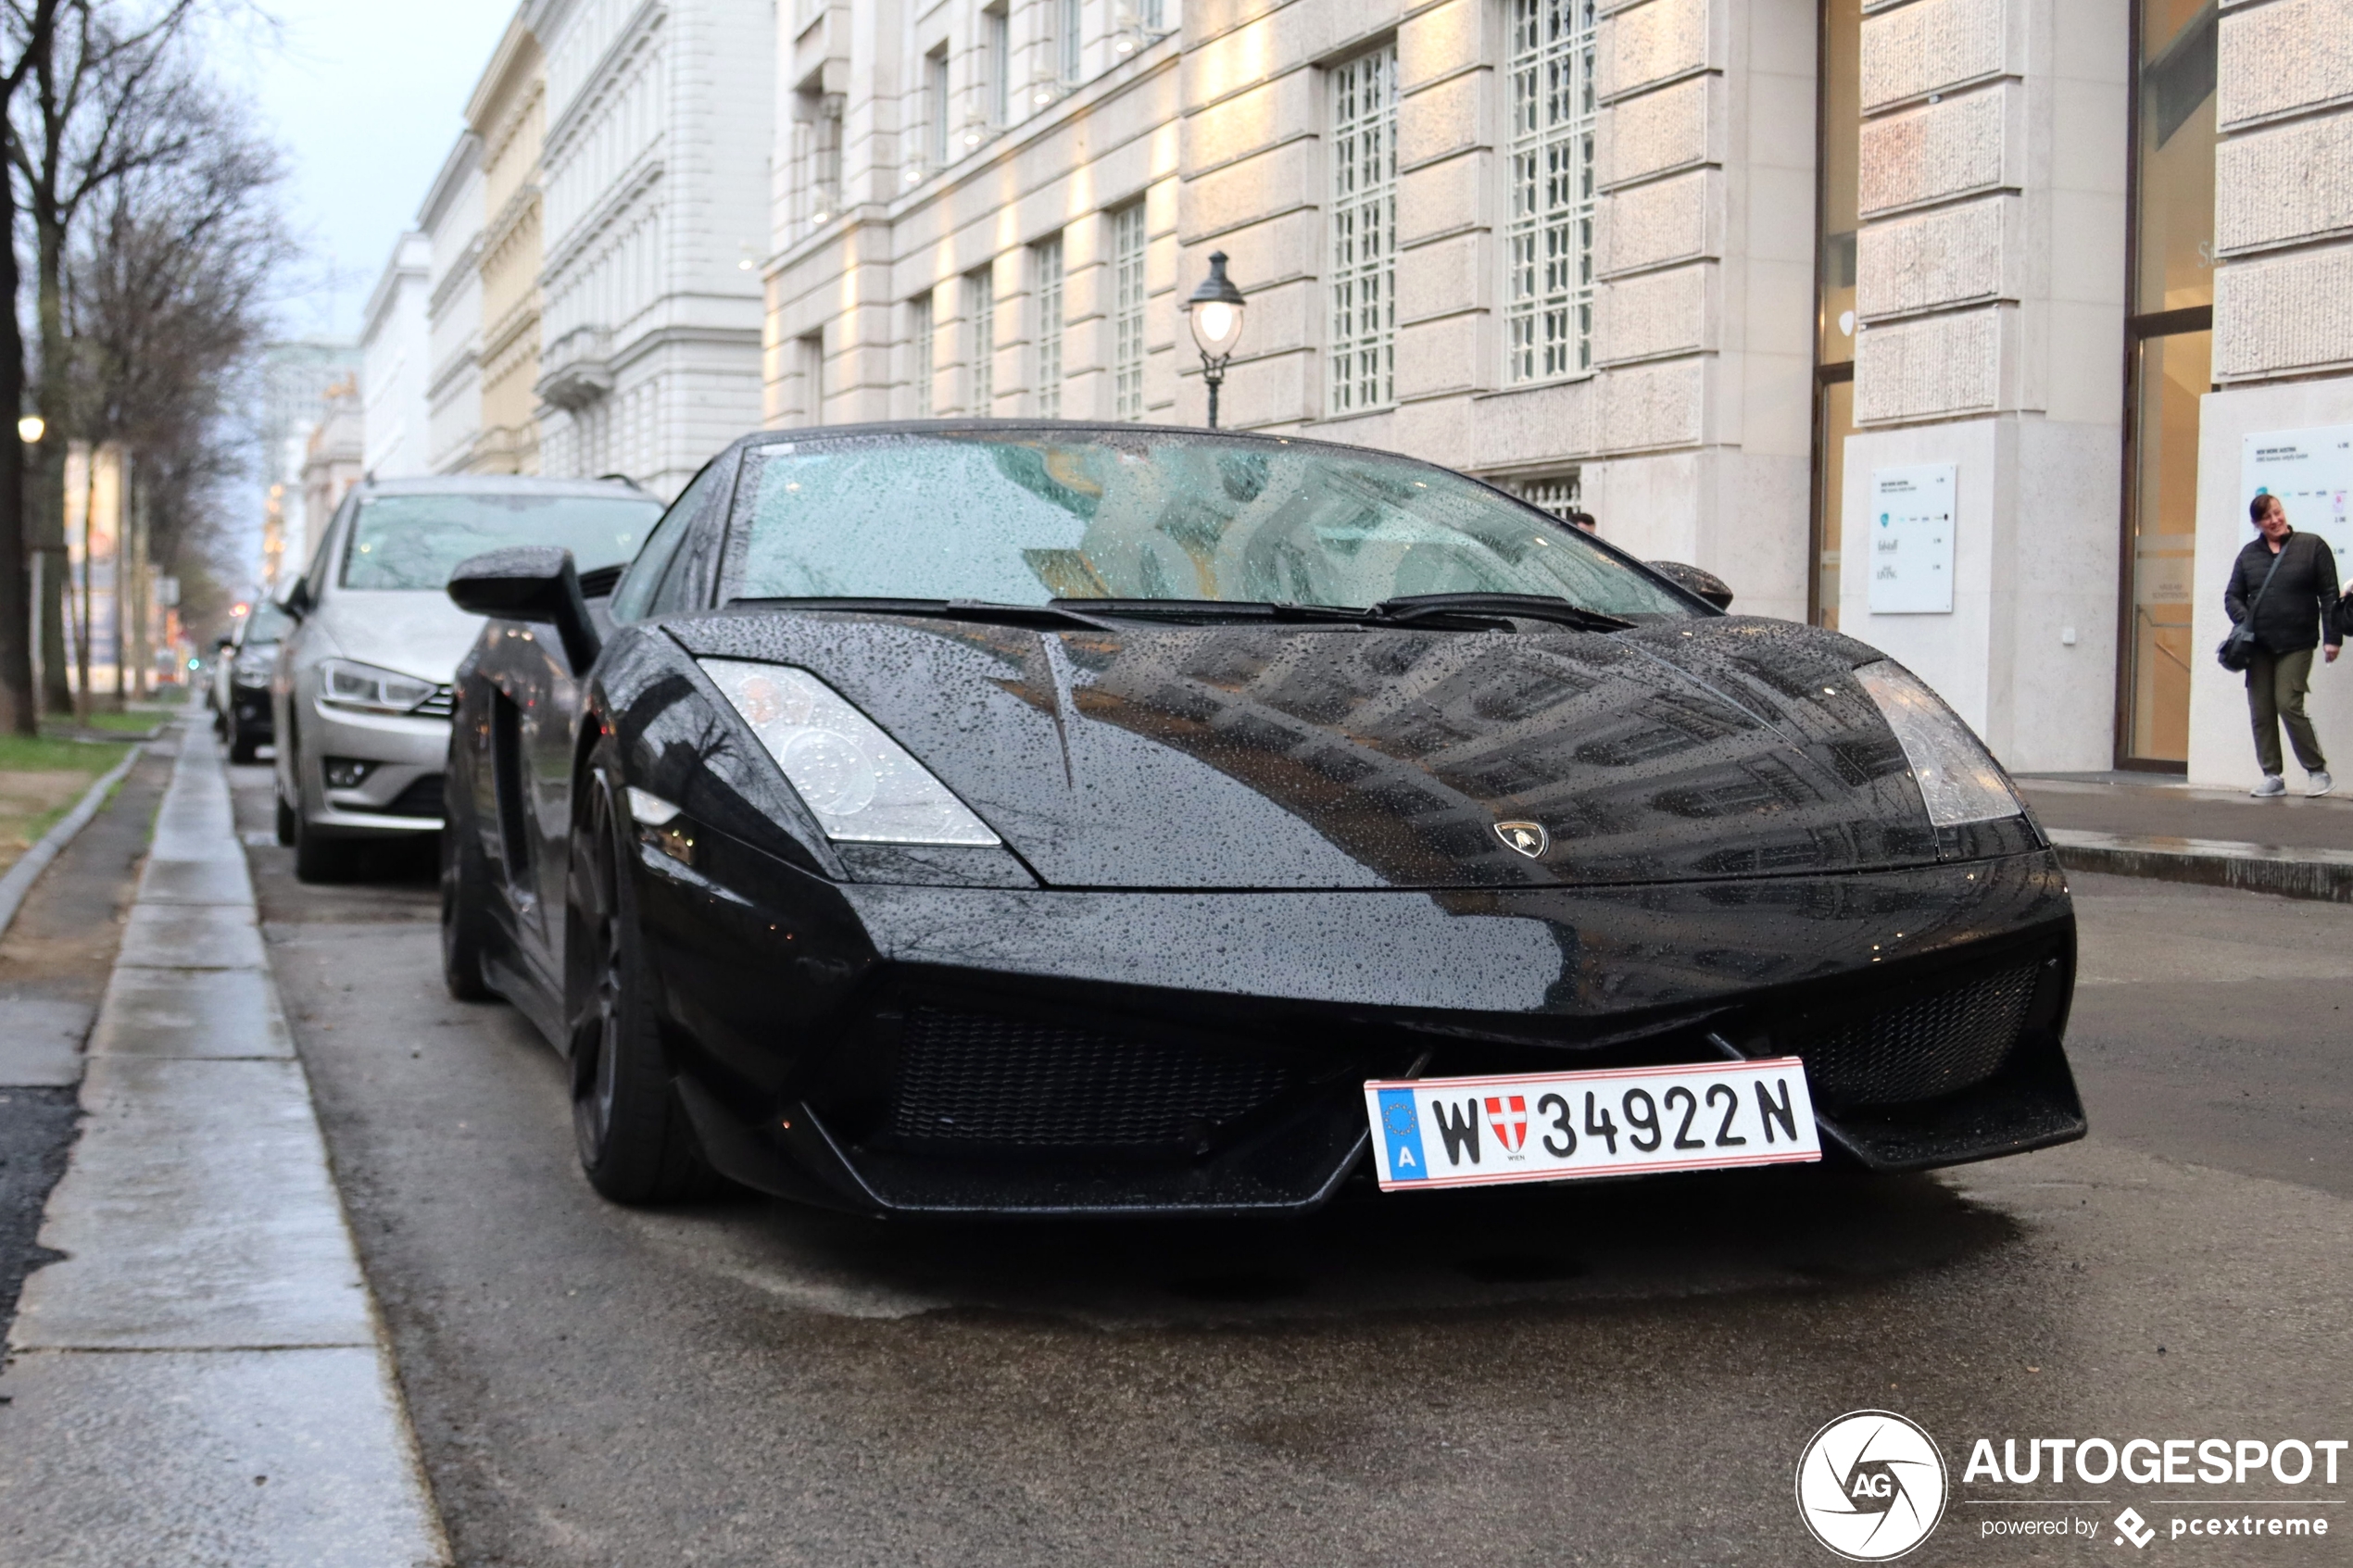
11,0,202,714
66,73,286,701
0,1,63,734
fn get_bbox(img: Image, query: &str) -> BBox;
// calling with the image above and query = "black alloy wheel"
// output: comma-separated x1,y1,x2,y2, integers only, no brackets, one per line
564,771,712,1204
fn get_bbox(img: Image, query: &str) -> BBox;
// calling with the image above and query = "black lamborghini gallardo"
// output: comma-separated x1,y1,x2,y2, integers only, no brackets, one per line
438,422,2082,1211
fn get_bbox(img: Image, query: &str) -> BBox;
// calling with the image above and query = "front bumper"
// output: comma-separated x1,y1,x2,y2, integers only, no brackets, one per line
635,830,2085,1216
300,699,449,834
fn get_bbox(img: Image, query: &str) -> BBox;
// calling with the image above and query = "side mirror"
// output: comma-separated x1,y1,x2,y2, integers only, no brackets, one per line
1646,559,1734,611
447,546,603,671
283,578,312,619
215,634,234,651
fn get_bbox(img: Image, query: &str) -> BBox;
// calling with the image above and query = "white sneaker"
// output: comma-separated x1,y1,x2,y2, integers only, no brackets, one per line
2252,774,2288,797
2309,771,2334,798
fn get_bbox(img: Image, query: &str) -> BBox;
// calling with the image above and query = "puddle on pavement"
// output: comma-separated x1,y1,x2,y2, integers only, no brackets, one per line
631,1161,2020,1330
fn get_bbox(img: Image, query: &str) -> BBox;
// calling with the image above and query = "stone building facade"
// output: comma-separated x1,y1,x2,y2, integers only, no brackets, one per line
523,0,776,497
760,0,2353,778
421,133,485,475
471,16,548,475
359,232,433,479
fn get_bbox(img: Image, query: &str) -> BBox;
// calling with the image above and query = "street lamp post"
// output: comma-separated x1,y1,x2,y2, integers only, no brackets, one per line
1186,251,1247,430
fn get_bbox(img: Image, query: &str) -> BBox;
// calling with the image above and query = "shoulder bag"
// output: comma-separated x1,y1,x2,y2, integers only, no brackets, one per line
2218,546,2287,672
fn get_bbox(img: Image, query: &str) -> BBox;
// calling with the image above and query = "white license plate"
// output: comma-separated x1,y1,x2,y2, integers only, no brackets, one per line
1363,1058,1821,1191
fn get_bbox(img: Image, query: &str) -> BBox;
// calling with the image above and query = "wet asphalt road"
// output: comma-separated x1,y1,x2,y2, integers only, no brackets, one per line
226,763,2353,1567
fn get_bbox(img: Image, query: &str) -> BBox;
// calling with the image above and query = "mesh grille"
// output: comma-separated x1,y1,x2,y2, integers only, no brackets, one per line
384,775,446,820
889,1008,1296,1149
1785,960,2042,1108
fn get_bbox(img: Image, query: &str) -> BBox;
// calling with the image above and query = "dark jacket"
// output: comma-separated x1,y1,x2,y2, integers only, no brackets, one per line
2226,531,2341,654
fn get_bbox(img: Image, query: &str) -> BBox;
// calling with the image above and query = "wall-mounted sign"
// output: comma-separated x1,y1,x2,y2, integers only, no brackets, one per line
1867,462,1957,614
2245,426,2353,580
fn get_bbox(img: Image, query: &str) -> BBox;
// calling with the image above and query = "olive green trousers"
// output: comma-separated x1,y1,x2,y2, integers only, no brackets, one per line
2246,647,2327,776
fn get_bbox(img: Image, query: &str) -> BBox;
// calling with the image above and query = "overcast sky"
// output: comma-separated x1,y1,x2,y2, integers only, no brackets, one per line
223,0,514,340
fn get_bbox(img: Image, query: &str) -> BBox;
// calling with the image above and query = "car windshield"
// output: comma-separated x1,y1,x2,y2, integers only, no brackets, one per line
727,432,1695,620
241,603,296,644
340,492,664,592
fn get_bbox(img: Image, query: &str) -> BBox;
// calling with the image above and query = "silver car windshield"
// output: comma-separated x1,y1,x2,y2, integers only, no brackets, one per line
728,432,1695,619
341,494,664,592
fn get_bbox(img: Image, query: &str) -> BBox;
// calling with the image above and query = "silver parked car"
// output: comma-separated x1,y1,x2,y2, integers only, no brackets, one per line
272,474,664,881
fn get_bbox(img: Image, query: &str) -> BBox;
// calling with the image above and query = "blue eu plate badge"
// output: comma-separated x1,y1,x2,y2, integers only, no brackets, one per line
1377,1088,1428,1182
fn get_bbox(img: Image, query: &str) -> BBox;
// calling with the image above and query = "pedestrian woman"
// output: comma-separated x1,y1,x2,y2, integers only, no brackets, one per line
2224,493,2340,797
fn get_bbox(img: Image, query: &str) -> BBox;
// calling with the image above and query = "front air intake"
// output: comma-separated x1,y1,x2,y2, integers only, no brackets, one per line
1781,960,2044,1108
887,1007,1297,1151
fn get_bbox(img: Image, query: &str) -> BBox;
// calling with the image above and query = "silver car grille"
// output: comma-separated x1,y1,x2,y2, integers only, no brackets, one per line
409,685,457,720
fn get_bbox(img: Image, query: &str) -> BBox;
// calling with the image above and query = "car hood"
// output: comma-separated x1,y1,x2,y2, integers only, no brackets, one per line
667,612,1947,891
314,590,486,686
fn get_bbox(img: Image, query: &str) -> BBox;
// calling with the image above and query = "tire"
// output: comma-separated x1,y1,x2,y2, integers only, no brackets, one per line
440,817,497,1002
228,723,258,765
291,803,357,884
275,790,296,847
565,772,712,1204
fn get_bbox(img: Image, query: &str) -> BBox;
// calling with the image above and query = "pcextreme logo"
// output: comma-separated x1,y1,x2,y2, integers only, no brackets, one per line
1796,1411,1950,1562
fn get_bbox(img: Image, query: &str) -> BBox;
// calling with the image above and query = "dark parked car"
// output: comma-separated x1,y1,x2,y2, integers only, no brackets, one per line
212,600,296,762
440,422,2083,1211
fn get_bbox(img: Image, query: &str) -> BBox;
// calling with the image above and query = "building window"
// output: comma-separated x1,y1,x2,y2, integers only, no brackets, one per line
1112,203,1147,420
967,266,996,414
1504,0,1597,384
797,84,843,225
985,6,1010,125
1058,0,1082,83
911,292,935,417
1328,44,1398,415
1034,234,1065,418
794,332,824,427
925,45,950,167
2120,0,2218,767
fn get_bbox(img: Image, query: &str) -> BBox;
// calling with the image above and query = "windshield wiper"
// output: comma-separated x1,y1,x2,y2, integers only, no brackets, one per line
1050,597,1376,625
1372,593,1633,632
730,596,1125,632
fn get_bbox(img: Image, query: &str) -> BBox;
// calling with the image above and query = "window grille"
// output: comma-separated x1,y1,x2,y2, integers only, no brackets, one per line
1059,0,1082,82
967,267,996,413
912,292,935,417
1328,45,1398,414
1494,470,1583,521
1504,0,1598,383
1112,204,1147,421
1034,235,1065,418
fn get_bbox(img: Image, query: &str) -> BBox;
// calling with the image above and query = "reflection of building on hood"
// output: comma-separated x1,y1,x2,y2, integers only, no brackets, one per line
1053,622,1916,890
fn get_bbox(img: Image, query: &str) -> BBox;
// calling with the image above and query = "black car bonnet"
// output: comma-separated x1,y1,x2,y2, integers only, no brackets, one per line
664,611,1947,890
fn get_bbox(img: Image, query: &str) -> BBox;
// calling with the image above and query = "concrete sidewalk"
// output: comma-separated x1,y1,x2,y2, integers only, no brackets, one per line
2020,774,2353,902
0,726,447,1567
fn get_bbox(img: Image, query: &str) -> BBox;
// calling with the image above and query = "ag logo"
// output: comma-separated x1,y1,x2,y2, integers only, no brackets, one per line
1795,1411,1948,1561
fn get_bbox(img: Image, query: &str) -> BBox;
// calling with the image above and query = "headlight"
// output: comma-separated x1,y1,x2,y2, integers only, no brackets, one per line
698,659,1000,846
318,658,440,714
1855,660,2021,826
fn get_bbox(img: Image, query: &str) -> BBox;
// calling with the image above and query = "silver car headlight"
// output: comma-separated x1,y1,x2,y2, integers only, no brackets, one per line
698,659,1000,847
1854,660,2021,826
318,658,440,715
